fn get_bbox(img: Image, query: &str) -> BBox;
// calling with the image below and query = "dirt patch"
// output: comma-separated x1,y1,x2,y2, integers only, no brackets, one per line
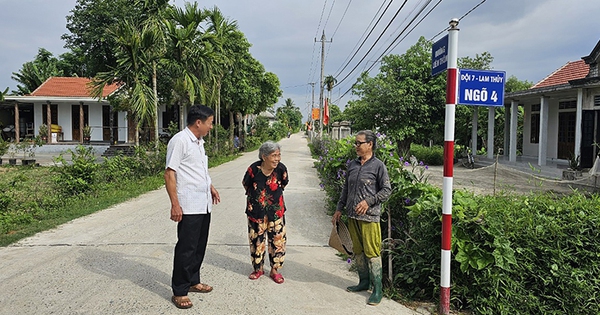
425,163,599,195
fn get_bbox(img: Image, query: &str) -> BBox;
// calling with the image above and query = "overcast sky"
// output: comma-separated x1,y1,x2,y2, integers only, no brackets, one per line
1,0,599,120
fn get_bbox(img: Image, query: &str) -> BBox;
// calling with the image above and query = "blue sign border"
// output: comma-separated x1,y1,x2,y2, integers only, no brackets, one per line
458,69,506,106
431,35,448,77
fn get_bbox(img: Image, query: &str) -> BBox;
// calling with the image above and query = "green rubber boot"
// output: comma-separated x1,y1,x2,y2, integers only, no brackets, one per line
367,256,383,305
346,254,370,292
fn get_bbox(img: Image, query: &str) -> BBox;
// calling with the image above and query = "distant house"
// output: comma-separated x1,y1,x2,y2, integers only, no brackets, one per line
0,77,130,143
504,40,600,168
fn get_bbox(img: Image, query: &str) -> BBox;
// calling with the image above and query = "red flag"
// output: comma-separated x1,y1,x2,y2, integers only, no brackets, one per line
323,98,330,125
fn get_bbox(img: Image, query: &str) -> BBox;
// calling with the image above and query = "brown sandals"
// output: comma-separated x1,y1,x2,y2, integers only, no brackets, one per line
171,296,193,309
189,283,213,293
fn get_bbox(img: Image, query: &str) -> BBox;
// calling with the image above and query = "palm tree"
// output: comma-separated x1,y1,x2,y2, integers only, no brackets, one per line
91,19,160,146
0,87,8,101
205,6,238,152
11,49,64,95
163,3,219,131
323,75,337,102
323,75,337,132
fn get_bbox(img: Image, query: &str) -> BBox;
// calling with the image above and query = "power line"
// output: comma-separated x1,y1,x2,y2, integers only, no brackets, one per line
334,0,490,104
323,0,336,31
334,0,411,87
331,0,352,39
430,0,488,42
370,0,440,69
335,0,438,101
332,0,387,77
304,1,330,112
333,0,396,79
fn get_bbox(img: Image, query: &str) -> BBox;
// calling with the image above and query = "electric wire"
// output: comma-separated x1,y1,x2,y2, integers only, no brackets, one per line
333,0,396,79
334,0,411,87
334,0,488,104
304,0,330,118
429,0,487,42
331,0,352,39
335,0,438,102
331,0,388,77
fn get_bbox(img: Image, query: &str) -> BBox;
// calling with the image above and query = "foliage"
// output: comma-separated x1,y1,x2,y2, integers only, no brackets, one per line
409,143,444,166
16,139,42,159
505,75,534,93
346,36,446,152
62,0,162,77
11,48,65,95
0,138,9,157
0,87,9,101
38,124,49,137
53,146,100,195
82,125,92,138
276,98,303,132
313,136,600,314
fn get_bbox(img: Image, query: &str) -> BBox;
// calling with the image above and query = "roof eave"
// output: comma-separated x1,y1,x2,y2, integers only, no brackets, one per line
3,96,110,103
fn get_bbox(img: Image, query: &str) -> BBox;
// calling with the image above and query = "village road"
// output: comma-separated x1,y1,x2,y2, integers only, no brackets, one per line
0,133,421,315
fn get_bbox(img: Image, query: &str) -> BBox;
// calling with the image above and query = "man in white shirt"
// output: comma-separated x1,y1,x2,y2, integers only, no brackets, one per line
164,104,221,309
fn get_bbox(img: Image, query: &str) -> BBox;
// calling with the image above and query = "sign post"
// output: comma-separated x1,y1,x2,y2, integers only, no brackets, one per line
440,18,459,315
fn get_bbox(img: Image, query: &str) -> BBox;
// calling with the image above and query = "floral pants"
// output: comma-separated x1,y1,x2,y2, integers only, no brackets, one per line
247,216,286,271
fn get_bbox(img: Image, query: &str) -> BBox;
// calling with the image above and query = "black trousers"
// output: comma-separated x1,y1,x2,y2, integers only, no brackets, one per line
172,213,211,296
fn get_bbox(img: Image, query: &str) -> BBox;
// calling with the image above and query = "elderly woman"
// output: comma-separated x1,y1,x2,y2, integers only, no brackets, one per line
242,141,289,284
332,130,391,306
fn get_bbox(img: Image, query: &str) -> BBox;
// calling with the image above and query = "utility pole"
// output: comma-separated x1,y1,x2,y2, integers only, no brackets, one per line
316,31,332,138
309,82,315,124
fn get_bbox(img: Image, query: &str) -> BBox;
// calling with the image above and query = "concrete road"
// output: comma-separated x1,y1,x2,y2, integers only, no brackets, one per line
0,133,421,315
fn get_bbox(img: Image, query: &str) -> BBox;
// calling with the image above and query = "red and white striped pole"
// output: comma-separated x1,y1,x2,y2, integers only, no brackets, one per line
440,18,459,315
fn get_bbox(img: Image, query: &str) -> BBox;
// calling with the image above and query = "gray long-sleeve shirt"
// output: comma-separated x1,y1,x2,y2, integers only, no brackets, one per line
336,156,392,223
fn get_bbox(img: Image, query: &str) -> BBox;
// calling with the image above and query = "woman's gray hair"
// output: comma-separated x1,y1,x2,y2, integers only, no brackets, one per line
258,141,281,160
357,130,377,150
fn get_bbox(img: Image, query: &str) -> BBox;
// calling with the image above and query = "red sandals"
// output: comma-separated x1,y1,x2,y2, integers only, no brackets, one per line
249,270,264,280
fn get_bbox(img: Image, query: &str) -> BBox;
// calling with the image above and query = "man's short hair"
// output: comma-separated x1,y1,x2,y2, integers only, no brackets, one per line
187,104,215,126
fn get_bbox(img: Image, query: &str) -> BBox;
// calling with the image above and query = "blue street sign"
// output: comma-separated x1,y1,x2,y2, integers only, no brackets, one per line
431,35,448,76
458,69,506,106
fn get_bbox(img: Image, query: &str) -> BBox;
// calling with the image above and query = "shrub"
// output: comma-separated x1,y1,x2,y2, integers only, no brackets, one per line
53,145,99,195
312,134,600,314
410,143,444,166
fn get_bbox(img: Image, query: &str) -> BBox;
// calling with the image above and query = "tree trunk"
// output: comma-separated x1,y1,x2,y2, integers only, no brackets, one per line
229,109,235,155
215,81,221,153
153,62,159,150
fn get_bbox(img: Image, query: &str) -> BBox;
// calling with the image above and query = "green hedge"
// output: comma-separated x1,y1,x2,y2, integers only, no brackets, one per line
313,135,600,314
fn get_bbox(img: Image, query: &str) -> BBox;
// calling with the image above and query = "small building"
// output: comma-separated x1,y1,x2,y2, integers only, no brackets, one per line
504,40,600,168
0,77,130,144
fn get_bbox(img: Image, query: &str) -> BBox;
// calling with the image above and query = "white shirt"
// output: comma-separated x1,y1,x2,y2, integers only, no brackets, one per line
165,127,212,214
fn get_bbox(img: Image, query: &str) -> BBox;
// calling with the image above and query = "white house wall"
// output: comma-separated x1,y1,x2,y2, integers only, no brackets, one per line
118,111,127,142
88,104,103,141
547,102,559,160
522,100,560,160
58,103,72,140
583,88,600,109
522,104,535,157
30,101,128,143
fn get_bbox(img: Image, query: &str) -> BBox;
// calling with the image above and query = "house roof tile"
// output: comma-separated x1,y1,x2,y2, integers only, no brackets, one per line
531,60,589,89
30,77,119,98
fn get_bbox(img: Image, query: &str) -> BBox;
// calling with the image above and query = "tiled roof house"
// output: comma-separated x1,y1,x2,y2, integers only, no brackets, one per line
504,40,600,168
1,77,129,144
